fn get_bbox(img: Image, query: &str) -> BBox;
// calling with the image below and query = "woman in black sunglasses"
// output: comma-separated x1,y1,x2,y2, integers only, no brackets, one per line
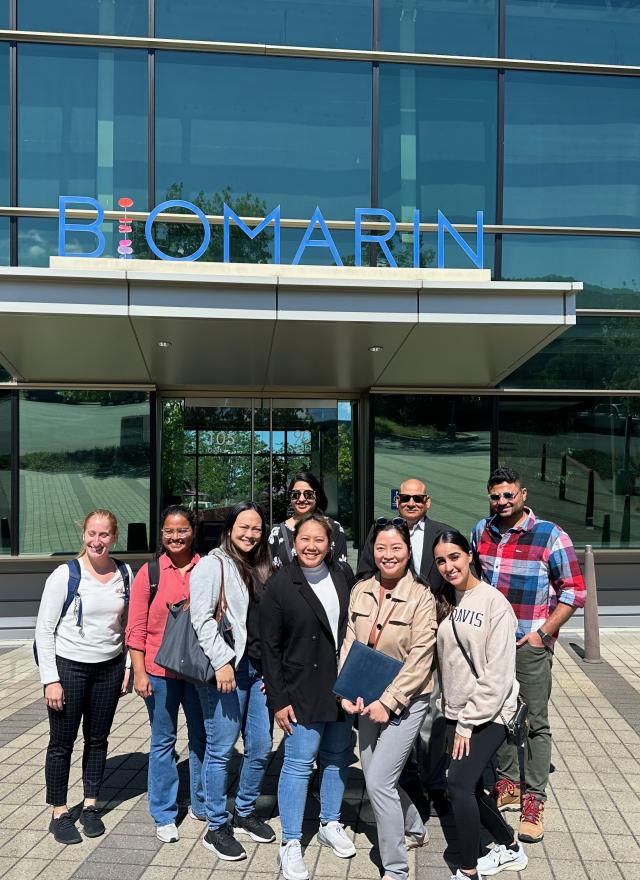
268,470,349,570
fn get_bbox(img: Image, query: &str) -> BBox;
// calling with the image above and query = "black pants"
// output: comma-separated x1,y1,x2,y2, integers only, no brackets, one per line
446,720,515,871
45,654,124,807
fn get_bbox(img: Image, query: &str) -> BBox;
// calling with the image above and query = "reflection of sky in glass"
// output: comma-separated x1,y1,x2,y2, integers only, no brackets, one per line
338,402,352,422
381,0,498,56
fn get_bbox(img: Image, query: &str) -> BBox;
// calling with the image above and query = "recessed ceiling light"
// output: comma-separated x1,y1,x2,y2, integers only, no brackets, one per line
369,345,383,352
157,341,172,348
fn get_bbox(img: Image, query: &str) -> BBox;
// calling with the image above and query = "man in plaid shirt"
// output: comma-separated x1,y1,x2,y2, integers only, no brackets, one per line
471,466,586,848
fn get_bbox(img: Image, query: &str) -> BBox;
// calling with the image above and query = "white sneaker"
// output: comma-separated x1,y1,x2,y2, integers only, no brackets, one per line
156,823,179,843
317,821,356,858
477,843,528,875
450,872,484,880
279,840,309,880
405,825,429,849
188,807,206,821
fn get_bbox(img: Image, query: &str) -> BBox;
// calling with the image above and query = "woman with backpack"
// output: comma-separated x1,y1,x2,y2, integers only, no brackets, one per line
268,470,348,570
126,504,206,843
35,509,132,845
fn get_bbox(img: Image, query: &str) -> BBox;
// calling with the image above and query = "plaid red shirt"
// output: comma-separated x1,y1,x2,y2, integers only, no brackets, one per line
471,508,586,640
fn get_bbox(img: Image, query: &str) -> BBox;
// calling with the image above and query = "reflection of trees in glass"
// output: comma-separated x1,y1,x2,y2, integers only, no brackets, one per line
132,184,273,262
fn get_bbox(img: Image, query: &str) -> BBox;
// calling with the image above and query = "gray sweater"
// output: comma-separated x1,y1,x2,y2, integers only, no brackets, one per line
190,549,249,672
437,580,519,736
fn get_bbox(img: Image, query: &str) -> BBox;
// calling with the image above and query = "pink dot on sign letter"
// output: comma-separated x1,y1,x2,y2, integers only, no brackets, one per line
119,217,132,224
118,245,133,255
120,239,132,247
119,225,132,233
118,197,134,209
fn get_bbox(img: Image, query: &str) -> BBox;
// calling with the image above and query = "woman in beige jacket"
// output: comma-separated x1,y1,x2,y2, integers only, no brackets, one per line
339,519,437,880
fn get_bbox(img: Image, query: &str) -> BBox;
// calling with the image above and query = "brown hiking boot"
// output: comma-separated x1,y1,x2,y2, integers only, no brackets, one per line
492,779,522,812
518,793,544,843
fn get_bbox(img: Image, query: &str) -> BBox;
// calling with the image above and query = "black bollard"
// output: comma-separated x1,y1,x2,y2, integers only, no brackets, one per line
540,443,547,482
585,469,594,528
601,514,611,545
621,495,631,544
559,454,567,500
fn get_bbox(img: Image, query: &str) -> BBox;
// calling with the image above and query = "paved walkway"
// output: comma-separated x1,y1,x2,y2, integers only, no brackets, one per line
0,633,639,880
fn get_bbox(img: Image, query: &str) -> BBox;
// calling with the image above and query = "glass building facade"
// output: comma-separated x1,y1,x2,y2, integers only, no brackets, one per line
1,1,640,585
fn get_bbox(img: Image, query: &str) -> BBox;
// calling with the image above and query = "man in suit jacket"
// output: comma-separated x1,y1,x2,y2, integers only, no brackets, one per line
356,478,453,592
356,477,455,809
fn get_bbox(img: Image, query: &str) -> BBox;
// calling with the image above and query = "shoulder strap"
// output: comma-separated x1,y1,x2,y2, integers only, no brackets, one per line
215,555,228,622
147,558,161,606
113,558,130,603
62,559,82,622
371,587,398,650
280,524,294,563
450,614,479,679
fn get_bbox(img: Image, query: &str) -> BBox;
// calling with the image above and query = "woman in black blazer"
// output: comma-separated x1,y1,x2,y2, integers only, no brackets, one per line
260,513,355,880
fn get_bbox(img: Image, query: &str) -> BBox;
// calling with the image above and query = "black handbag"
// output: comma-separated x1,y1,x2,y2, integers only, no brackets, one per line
155,556,234,685
450,616,529,747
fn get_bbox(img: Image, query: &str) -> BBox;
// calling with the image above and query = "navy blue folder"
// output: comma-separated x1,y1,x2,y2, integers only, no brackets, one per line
333,640,403,706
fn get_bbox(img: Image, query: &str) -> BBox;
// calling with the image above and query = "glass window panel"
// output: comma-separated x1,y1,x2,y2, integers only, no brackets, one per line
18,217,120,266
18,44,147,208
0,363,11,381
386,232,495,273
502,317,640,390
155,52,371,220
374,394,492,538
156,0,371,49
19,390,151,555
0,3,7,28
499,395,640,549
0,217,8,265
501,235,640,310
506,0,640,66
0,391,10,555
380,65,497,225
504,72,640,228
19,0,147,36
381,0,498,56
0,42,8,205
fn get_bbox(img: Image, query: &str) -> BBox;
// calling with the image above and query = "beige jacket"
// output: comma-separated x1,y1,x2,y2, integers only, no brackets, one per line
339,573,437,714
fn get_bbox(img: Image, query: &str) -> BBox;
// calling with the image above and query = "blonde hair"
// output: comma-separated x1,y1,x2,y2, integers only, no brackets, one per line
78,509,119,556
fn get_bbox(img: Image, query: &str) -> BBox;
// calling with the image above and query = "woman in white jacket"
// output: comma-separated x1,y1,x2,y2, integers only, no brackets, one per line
190,502,274,863
433,530,527,880
35,509,131,846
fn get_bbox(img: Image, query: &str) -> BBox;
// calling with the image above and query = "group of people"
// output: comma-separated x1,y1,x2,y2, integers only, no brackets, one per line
34,466,586,880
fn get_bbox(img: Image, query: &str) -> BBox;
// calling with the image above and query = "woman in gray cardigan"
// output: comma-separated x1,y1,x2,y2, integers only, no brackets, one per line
190,502,274,863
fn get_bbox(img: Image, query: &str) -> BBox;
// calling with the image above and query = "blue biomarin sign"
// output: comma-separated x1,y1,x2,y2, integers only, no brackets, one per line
57,196,484,269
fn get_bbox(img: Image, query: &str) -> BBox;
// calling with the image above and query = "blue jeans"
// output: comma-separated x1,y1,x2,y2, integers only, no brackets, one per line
198,655,272,829
278,718,353,841
145,675,206,826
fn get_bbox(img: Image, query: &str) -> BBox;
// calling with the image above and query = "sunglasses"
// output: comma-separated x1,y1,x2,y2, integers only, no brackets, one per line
398,494,428,504
161,527,191,537
488,490,520,502
290,489,316,501
376,517,407,527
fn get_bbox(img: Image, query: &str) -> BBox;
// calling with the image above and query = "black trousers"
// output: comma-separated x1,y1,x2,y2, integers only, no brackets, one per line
45,654,124,807
446,720,515,871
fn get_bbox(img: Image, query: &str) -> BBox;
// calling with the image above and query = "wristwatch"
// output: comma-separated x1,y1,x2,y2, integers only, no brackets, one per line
537,627,553,647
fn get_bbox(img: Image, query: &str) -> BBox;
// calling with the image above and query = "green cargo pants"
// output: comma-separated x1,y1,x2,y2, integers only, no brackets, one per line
496,641,553,801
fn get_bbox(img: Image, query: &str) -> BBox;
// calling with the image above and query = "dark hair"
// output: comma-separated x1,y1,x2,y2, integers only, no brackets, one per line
293,512,334,563
487,467,522,492
431,530,471,622
287,470,328,513
371,519,412,557
220,502,273,596
157,504,197,561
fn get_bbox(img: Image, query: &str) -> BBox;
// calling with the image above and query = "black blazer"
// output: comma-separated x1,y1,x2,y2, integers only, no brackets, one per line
259,559,354,725
355,516,454,593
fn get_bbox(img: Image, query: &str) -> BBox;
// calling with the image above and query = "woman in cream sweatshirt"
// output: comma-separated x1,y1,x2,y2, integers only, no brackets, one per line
434,530,528,880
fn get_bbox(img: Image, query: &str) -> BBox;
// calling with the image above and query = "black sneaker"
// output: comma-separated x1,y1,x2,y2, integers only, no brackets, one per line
233,810,276,843
49,812,82,845
202,823,247,861
79,806,105,838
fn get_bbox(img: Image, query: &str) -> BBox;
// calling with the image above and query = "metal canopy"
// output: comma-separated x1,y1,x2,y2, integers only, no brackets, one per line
0,260,580,392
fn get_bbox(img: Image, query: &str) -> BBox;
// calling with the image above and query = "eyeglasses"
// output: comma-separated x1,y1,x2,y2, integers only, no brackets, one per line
488,490,521,502
398,494,428,504
291,489,316,501
162,528,191,537
376,517,407,527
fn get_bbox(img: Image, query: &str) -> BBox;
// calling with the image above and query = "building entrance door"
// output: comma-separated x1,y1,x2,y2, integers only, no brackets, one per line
161,397,356,555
